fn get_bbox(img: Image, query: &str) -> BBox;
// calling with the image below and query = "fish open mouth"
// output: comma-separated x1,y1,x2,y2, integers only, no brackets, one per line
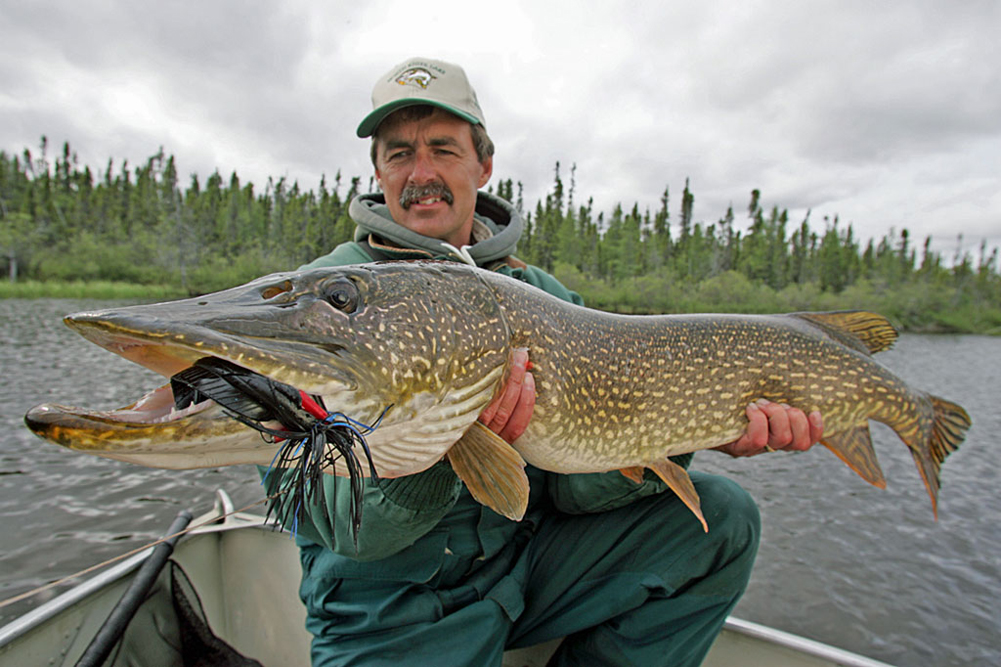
27,354,383,544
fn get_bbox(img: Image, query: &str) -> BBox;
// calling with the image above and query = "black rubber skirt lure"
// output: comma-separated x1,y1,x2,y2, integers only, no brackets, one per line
170,358,382,545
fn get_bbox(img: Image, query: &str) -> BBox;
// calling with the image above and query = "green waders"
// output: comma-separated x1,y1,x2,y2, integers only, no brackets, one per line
298,471,760,667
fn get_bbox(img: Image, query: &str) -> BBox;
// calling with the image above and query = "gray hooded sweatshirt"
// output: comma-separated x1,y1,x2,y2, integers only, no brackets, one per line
347,190,524,265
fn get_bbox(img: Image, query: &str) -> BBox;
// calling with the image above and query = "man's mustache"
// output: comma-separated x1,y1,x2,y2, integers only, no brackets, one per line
399,183,455,209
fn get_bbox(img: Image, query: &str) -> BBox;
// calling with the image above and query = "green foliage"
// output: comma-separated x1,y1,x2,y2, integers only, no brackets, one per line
2,141,999,333
0,140,356,295
0,279,183,299
522,164,999,333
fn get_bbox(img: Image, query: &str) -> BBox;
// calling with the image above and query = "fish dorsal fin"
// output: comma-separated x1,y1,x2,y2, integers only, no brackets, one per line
793,311,898,355
820,425,887,489
447,421,530,521
619,466,646,484
646,459,708,532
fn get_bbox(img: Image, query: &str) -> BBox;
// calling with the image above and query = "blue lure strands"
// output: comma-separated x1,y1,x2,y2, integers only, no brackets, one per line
170,358,387,547
260,407,390,546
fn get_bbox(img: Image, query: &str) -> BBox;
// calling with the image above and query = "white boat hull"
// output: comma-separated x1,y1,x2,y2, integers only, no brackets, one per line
0,491,893,667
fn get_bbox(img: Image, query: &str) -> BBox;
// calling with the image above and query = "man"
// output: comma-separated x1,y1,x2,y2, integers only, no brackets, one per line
289,57,823,666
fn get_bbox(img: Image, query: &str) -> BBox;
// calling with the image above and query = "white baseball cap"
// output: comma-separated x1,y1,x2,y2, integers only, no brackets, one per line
356,57,486,138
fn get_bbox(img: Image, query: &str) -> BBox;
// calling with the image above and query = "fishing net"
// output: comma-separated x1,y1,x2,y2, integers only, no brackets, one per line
104,562,263,667
170,563,265,667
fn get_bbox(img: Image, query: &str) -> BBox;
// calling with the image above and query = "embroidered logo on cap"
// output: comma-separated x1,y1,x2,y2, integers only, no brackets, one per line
395,67,436,89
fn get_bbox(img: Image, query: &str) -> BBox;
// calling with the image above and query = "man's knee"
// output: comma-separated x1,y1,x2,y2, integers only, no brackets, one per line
696,473,761,561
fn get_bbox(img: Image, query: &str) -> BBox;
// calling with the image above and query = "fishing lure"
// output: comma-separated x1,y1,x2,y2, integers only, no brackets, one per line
170,358,384,545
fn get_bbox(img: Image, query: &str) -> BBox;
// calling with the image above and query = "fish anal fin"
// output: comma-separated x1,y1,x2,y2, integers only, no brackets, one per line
448,421,529,521
821,426,887,489
646,459,708,532
619,466,645,484
794,311,899,355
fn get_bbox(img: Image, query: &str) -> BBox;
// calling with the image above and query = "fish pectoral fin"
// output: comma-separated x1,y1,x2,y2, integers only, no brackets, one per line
821,426,887,489
619,466,646,484
447,421,529,521
646,459,708,532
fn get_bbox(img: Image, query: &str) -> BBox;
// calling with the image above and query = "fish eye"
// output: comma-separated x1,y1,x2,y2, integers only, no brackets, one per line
325,280,359,313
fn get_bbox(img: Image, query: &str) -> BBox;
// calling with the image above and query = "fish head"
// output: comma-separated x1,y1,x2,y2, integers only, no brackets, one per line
25,261,513,476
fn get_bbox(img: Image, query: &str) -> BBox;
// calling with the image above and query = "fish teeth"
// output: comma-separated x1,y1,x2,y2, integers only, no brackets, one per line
155,400,211,424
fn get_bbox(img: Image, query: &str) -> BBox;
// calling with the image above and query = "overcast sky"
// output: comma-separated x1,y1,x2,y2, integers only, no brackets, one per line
2,1,998,261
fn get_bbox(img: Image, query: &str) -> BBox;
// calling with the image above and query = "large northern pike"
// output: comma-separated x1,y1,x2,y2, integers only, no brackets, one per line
25,261,970,529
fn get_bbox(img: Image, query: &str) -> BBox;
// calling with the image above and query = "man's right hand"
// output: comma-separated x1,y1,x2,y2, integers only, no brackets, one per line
477,348,535,444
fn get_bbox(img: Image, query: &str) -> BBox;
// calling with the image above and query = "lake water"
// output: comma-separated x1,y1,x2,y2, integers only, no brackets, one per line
1,298,998,665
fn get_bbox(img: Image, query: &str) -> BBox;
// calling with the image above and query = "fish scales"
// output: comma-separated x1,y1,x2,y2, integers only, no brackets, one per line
480,272,935,473
24,260,970,524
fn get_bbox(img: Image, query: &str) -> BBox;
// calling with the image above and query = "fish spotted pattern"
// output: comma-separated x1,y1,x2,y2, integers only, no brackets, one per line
24,261,970,529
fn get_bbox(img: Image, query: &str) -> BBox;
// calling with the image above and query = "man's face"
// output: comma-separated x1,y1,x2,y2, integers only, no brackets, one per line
374,108,493,248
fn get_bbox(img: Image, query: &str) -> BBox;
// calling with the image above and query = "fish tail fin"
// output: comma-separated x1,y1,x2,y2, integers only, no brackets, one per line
909,395,971,518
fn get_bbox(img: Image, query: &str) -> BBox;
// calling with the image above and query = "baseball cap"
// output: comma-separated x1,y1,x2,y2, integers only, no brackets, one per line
356,57,486,138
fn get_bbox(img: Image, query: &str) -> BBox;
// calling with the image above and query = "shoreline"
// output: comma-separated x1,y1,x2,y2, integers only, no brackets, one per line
3,278,997,335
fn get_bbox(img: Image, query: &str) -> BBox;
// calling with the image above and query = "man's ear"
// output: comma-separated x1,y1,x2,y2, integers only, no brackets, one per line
478,155,493,188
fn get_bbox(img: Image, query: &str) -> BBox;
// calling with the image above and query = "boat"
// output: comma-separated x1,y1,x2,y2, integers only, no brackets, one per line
0,490,894,667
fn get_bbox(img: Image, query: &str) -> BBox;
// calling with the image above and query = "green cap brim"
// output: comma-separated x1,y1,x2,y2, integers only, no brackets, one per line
356,99,482,138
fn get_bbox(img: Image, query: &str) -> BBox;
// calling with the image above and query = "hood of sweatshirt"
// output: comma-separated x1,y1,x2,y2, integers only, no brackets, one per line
348,190,523,265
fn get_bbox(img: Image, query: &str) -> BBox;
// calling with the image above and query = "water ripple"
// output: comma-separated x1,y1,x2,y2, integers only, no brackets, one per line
1,300,998,665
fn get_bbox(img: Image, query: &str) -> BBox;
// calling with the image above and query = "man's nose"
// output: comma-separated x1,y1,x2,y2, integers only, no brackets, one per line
407,150,437,184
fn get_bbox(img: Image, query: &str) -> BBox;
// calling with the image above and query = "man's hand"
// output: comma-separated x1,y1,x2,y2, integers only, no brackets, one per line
478,348,535,444
715,399,824,457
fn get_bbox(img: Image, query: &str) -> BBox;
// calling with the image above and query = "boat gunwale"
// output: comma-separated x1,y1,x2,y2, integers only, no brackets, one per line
0,489,264,648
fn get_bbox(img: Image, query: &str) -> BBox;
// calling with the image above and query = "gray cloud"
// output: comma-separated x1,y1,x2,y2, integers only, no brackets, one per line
2,1,998,259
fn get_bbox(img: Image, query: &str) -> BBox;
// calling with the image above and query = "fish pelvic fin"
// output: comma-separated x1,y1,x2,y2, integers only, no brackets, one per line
793,311,899,355
820,425,887,489
447,421,529,521
910,395,971,519
646,459,708,532
619,466,645,484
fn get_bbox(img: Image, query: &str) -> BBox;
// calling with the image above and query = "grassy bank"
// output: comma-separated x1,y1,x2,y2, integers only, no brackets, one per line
0,280,186,300
554,266,1001,335
4,273,999,335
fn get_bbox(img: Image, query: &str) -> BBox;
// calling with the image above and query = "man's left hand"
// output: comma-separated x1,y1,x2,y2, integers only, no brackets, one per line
715,399,824,457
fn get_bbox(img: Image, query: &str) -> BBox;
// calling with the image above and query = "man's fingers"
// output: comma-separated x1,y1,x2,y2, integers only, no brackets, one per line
808,411,824,444
498,372,535,443
483,379,521,432
762,401,792,448
744,402,769,449
718,401,824,458
715,402,768,457
786,406,812,451
479,348,529,427
479,348,537,443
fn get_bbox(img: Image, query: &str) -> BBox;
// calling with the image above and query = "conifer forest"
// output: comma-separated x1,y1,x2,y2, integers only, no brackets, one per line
1,139,998,333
